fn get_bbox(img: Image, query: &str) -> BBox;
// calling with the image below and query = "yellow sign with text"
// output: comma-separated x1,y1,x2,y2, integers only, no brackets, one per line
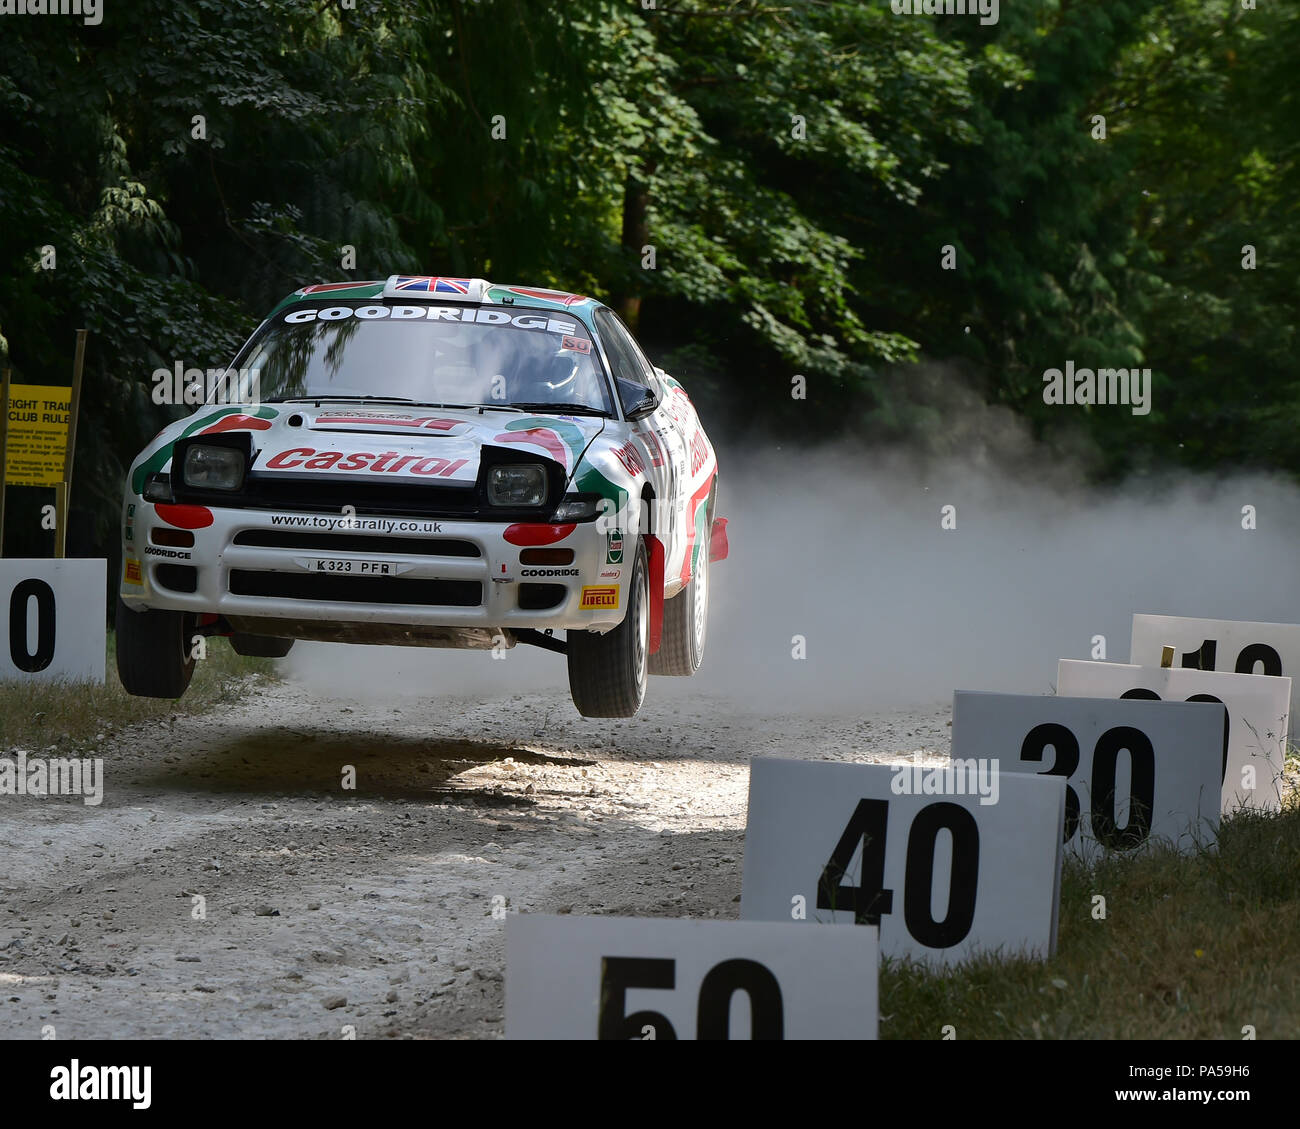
5,383,71,486
580,585,620,610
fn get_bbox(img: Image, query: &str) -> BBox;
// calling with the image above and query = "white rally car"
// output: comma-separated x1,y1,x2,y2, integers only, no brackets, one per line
116,276,726,718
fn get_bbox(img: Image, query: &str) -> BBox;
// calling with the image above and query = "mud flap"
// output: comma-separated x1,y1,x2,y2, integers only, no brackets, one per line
710,516,729,562
646,533,665,655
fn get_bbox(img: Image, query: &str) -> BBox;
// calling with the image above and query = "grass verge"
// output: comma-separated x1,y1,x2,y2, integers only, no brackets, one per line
880,798,1300,1039
0,632,277,752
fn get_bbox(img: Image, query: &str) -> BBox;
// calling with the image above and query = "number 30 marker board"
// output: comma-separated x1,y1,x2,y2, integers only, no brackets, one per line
951,692,1223,862
1132,613,1300,721
0,559,105,682
506,914,878,1039
1057,660,1289,812
740,758,1066,967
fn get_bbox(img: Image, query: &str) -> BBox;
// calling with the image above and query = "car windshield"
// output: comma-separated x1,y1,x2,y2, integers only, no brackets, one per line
230,301,614,414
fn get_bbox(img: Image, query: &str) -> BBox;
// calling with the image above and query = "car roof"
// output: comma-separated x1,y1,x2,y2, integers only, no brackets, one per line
268,276,603,319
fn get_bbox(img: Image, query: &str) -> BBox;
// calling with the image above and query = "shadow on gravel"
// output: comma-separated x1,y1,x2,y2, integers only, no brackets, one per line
136,727,597,802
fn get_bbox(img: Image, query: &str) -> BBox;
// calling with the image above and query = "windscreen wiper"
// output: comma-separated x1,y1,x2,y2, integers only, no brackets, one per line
506,402,612,417
265,397,497,411
264,395,418,404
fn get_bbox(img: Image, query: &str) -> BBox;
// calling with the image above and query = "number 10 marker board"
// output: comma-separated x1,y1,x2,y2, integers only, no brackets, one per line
741,758,1066,967
1132,613,1300,720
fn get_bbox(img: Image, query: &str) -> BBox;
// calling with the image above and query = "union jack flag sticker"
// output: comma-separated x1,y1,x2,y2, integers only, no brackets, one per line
382,274,482,301
392,276,470,294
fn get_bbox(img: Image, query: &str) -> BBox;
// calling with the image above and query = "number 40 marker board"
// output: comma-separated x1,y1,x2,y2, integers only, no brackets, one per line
506,914,878,1039
1057,660,1289,812
740,758,1066,967
951,692,1223,861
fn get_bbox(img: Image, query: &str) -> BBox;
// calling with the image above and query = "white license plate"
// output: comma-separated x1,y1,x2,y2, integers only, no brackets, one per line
293,556,410,577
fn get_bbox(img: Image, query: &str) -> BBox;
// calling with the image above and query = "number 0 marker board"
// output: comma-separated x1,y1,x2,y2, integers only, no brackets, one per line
1132,613,1300,722
951,692,1223,861
740,758,1065,967
0,559,105,682
1057,660,1289,813
506,914,878,1040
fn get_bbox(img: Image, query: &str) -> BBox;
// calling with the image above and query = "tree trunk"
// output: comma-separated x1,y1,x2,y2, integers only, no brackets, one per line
616,166,653,331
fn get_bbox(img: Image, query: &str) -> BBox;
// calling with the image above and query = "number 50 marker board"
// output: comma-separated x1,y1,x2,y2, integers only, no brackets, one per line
1057,660,1289,812
741,758,1066,967
951,692,1223,861
506,914,878,1039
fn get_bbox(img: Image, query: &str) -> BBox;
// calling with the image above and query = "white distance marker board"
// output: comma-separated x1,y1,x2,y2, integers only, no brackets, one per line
0,559,105,683
1132,613,1300,722
1058,659,1289,813
740,757,1065,967
951,691,1222,861
506,913,878,1040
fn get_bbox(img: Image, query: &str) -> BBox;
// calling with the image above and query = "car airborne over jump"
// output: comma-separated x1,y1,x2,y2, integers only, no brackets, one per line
116,276,726,718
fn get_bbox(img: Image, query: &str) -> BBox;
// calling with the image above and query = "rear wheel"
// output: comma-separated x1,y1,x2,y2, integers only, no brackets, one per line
649,540,708,676
230,634,294,658
115,598,196,699
567,542,648,718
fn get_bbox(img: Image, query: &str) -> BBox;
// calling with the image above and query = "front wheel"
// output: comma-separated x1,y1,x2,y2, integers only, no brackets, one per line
115,598,196,699
567,542,648,718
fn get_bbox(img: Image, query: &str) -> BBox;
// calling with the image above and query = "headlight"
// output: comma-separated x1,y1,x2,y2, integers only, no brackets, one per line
551,496,600,521
142,473,173,503
183,444,246,491
487,464,547,506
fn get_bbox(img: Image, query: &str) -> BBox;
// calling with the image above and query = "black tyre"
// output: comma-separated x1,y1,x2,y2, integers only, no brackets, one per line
115,598,196,699
649,538,709,676
567,541,649,718
230,633,294,658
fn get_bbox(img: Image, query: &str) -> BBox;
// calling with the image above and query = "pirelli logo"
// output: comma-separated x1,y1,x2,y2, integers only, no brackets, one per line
124,559,143,585
579,585,619,610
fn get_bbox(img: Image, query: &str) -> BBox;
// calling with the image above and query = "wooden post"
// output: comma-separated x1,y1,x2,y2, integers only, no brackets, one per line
0,366,8,558
55,329,87,559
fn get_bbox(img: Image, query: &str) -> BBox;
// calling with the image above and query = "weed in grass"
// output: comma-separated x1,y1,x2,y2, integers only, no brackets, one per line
0,632,277,753
879,801,1300,1039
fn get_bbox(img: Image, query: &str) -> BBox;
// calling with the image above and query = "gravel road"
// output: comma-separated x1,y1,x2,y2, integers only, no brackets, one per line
0,651,950,1040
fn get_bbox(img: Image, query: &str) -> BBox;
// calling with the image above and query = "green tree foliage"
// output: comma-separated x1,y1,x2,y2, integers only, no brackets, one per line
0,0,1295,560
0,0,438,552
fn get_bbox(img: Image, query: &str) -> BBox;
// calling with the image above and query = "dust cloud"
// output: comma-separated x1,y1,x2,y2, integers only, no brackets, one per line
284,404,1300,716
682,444,1300,712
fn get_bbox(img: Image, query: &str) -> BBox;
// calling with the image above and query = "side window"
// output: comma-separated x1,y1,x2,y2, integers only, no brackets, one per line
595,309,655,415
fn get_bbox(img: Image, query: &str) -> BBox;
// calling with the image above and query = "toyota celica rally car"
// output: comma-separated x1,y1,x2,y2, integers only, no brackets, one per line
116,275,727,718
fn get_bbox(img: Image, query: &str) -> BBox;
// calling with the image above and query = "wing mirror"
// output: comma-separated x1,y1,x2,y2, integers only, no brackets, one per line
625,391,659,420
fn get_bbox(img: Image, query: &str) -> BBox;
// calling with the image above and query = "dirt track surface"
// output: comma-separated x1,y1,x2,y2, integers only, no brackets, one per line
0,668,948,1039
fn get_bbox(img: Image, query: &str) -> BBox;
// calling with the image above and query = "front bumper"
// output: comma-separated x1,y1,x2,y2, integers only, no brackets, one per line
119,501,628,636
